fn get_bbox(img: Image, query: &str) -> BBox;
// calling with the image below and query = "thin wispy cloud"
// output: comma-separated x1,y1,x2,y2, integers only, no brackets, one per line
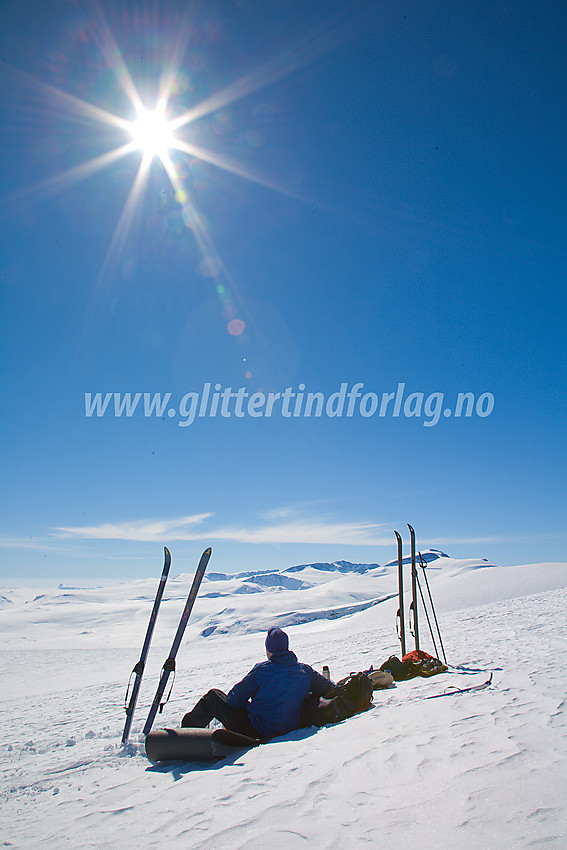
54,514,212,543
53,511,389,546
0,517,545,556
208,519,391,547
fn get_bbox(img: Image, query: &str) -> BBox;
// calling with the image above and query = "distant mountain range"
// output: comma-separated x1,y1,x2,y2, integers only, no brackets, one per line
205,549,450,587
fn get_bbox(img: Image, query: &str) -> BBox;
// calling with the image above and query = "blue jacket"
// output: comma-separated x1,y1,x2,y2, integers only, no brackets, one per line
227,649,333,738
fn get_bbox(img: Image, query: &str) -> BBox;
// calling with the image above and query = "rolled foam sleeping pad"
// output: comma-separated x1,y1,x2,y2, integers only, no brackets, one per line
145,727,264,762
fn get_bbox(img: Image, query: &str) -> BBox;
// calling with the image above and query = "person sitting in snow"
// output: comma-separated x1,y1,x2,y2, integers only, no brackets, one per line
181,626,334,739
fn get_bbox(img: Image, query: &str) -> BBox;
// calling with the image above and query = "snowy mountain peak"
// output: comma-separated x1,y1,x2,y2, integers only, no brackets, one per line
285,560,381,575
382,548,450,569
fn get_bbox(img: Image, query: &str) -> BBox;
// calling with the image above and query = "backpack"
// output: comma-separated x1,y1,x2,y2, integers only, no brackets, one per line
401,650,447,677
379,655,416,681
380,651,447,681
299,672,373,728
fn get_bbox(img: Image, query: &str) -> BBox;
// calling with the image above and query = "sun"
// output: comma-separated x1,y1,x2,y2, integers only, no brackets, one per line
127,106,178,160
13,9,317,299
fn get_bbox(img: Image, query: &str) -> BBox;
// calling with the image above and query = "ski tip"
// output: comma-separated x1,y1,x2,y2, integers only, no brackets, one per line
394,529,401,541
203,546,212,556
407,523,415,534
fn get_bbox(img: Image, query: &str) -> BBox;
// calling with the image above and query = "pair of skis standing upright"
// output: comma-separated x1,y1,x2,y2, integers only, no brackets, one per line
394,524,446,664
121,546,212,745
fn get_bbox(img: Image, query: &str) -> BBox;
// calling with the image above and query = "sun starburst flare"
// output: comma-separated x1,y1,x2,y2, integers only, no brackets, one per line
6,0,358,230
6,63,301,301
2,2,365,369
127,105,179,160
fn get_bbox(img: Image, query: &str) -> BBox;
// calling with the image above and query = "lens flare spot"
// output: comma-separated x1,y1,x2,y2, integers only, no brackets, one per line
175,188,188,204
227,318,245,336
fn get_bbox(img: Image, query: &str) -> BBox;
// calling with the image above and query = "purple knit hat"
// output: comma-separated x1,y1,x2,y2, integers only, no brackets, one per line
265,627,289,654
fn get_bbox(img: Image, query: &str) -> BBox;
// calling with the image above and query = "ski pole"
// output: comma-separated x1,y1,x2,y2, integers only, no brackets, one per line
416,572,439,659
422,673,492,700
419,551,447,665
394,530,406,656
408,524,419,651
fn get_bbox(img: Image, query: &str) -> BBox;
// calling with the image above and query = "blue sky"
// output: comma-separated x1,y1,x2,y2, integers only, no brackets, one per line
1,0,566,583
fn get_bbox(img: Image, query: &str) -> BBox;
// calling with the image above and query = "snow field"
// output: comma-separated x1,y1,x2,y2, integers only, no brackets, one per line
1,558,566,848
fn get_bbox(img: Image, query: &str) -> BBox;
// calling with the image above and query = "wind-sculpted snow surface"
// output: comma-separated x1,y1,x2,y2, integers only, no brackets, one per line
198,595,389,637
1,556,566,848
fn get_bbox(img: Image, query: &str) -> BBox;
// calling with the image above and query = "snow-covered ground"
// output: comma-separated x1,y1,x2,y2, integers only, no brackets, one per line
1,553,566,848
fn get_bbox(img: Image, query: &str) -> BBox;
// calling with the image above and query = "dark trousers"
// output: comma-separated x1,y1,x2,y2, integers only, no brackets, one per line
181,689,262,739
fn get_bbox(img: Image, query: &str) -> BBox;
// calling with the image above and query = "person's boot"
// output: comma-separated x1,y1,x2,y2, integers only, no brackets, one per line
180,695,211,728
